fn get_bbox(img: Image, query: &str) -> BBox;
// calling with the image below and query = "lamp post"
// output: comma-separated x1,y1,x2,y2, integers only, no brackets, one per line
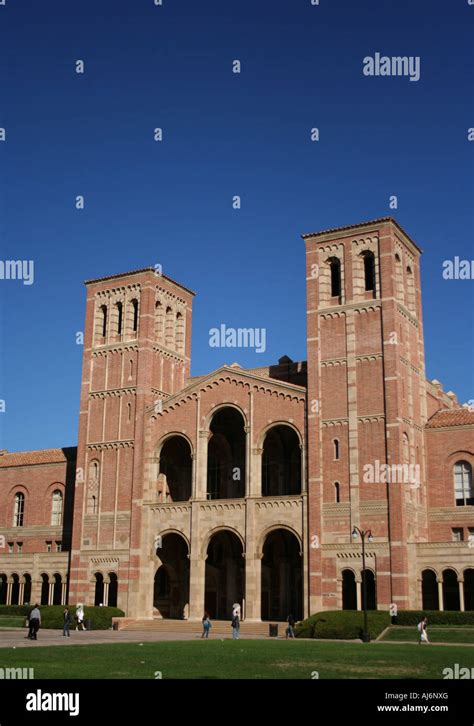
352,526,373,643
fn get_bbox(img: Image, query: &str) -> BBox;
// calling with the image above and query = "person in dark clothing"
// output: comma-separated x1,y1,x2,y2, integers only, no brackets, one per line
63,607,71,637
28,604,41,640
286,613,296,639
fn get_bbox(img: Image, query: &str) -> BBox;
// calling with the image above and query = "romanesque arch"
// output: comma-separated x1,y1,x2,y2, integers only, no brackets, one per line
204,529,244,619
260,528,302,621
157,435,193,502
154,532,190,619
342,568,357,610
261,424,302,496
421,569,439,610
206,406,246,500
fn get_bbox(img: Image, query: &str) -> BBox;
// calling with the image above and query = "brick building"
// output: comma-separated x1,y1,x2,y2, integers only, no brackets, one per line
1,217,473,620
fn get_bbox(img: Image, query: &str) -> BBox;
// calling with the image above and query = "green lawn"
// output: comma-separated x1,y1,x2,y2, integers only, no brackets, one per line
0,617,25,628
0,640,473,679
381,626,474,644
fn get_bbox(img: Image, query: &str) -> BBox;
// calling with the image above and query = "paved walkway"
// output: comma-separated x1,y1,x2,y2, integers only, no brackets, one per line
1,628,473,649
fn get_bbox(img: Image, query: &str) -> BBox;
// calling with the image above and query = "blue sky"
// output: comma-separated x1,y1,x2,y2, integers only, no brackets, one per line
0,0,473,452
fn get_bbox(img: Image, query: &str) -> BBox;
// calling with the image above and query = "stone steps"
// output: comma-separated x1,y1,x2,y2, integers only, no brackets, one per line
116,618,287,636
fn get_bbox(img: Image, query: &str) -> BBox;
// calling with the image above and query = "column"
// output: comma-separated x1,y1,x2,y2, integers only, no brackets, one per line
103,582,110,607
437,579,444,611
19,583,25,605
61,582,67,606
356,577,362,611
188,554,206,621
244,553,262,621
244,426,251,497
48,583,54,606
459,579,465,612
6,581,12,605
195,431,209,500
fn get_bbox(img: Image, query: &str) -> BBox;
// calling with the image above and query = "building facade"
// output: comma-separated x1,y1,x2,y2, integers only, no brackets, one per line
1,218,473,620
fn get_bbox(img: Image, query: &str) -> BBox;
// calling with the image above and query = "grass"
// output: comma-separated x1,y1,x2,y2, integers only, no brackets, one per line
0,640,473,679
381,626,474,644
0,617,25,628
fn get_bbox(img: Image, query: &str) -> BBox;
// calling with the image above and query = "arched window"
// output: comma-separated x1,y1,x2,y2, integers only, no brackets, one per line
362,251,375,292
176,311,185,354
155,300,164,342
100,305,108,338
13,492,25,527
165,306,175,348
454,461,473,506
89,460,99,481
131,299,139,333
334,482,340,503
51,490,63,526
116,302,123,335
329,258,341,298
91,495,97,515
127,402,132,421
333,439,340,460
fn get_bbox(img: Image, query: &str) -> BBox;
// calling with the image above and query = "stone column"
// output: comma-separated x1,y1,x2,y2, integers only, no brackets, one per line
459,579,465,612
6,581,12,605
196,431,209,500
61,582,67,606
244,426,251,497
19,583,25,605
103,582,110,607
48,583,54,606
356,577,362,611
188,554,206,621
245,552,262,621
437,579,444,611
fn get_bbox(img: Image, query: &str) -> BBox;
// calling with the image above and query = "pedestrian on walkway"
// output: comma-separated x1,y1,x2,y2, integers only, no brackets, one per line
417,616,430,644
75,604,86,631
201,611,211,639
63,607,71,637
286,613,296,639
28,604,41,641
231,613,240,639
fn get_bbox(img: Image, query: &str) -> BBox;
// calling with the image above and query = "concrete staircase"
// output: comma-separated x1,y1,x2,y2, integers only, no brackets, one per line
115,618,287,637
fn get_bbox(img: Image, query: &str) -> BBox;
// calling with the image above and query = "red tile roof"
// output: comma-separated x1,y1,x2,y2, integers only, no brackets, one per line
301,216,422,252
426,408,474,429
0,447,76,468
84,268,196,295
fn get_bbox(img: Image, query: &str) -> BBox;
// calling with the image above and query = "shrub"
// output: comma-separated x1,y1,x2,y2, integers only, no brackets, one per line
295,610,390,640
0,605,124,630
395,610,474,626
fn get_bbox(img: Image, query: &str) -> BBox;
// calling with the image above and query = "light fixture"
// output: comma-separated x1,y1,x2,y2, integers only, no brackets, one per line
352,528,358,540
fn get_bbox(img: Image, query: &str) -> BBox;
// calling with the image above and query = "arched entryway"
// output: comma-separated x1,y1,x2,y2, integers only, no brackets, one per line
94,573,104,606
205,530,244,619
262,425,301,496
158,436,192,502
207,407,246,499
362,569,377,610
108,573,118,607
154,533,189,619
342,569,357,609
261,529,302,621
10,574,20,606
23,574,32,605
40,574,49,605
0,574,7,605
421,569,439,610
52,574,62,605
443,569,460,611
464,569,474,611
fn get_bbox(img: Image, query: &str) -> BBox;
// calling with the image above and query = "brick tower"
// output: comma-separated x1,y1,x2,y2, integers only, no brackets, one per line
68,268,195,609
304,218,428,613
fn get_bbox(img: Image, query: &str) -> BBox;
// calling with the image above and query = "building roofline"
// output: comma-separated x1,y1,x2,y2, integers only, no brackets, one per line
85,268,196,296
301,217,423,253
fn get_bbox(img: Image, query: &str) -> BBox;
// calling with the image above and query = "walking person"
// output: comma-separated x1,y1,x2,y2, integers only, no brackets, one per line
28,604,41,641
201,611,211,639
286,613,296,639
231,613,240,639
63,607,71,637
417,616,430,644
75,604,86,631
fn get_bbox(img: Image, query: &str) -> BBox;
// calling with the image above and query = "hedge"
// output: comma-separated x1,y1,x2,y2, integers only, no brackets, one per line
395,610,474,626
295,610,390,640
0,605,124,630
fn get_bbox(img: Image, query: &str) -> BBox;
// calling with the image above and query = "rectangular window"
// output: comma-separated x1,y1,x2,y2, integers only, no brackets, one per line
8,542,13,554
451,528,464,542
17,542,23,553
56,541,62,552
